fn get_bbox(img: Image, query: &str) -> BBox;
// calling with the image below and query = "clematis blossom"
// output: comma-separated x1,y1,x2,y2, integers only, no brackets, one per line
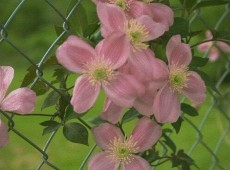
92,0,173,30
97,2,167,52
198,30,230,62
0,66,36,147
56,33,144,114
152,35,206,123
88,116,162,170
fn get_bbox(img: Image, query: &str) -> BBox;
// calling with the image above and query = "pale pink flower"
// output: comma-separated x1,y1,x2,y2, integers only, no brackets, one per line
0,66,36,147
88,116,162,170
152,35,206,123
56,34,144,113
198,30,230,61
101,49,168,123
93,0,173,30
97,2,167,51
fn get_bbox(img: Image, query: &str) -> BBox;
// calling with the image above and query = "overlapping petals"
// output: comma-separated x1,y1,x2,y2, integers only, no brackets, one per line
56,33,144,113
0,66,36,148
89,117,162,170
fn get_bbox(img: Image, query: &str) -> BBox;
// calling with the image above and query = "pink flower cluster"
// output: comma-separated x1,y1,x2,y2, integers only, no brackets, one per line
56,1,207,169
198,30,230,62
0,66,36,148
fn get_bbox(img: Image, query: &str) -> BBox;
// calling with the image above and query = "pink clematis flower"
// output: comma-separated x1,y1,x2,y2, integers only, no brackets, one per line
92,0,173,30
152,35,206,123
0,66,36,147
97,2,167,52
101,49,168,124
88,116,162,170
56,33,144,114
198,30,230,62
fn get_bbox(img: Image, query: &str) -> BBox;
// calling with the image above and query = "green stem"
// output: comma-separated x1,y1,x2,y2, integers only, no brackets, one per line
79,144,97,170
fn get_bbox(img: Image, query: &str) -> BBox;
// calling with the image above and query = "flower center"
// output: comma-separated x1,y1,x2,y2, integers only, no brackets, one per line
169,65,189,92
106,137,139,165
110,0,129,10
124,19,149,51
84,58,115,86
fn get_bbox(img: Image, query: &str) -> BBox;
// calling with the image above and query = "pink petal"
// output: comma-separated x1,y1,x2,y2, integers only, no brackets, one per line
96,32,130,69
166,35,192,67
92,123,123,150
0,66,14,102
97,2,126,37
70,76,100,113
0,119,9,148
151,58,169,82
128,1,152,18
198,42,212,52
56,35,96,72
205,30,213,40
182,71,206,106
153,84,181,123
208,47,219,62
88,152,117,170
134,82,159,116
149,3,174,29
101,98,123,124
217,41,230,52
137,15,166,41
0,88,36,114
131,117,162,152
121,155,151,170
103,73,144,108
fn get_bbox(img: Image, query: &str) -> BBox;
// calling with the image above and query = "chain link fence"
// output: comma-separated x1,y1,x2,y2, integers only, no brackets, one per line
0,0,230,170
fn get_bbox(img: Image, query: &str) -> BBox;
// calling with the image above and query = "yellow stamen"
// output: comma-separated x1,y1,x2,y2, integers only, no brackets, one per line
169,65,189,92
83,57,116,87
109,0,130,10
106,136,139,165
124,19,149,51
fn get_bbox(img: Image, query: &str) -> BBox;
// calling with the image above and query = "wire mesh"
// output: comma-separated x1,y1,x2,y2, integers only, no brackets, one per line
0,0,230,170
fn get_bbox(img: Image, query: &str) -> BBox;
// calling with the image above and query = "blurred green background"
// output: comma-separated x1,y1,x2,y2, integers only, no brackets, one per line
0,0,230,170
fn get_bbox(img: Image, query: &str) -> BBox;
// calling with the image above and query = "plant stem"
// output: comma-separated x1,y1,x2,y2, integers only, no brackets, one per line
79,144,97,170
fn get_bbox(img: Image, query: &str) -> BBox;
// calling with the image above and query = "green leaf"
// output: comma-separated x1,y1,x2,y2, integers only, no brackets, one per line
40,121,62,135
171,117,184,134
162,132,177,153
31,80,49,96
181,103,199,117
121,108,140,124
88,116,106,126
63,122,88,145
194,69,220,94
64,105,79,122
190,57,209,68
41,90,61,110
192,0,229,11
165,17,189,38
172,150,195,169
179,0,197,11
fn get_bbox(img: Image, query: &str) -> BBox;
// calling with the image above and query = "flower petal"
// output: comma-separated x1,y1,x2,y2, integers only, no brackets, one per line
131,117,162,152
128,1,152,18
103,73,144,108
88,152,117,170
121,155,151,170
56,35,96,72
92,123,123,150
217,41,230,52
198,42,212,52
182,71,206,106
153,84,181,123
97,2,126,37
101,98,123,124
0,66,14,102
96,32,130,69
0,119,9,148
0,88,36,114
166,35,192,67
71,76,100,113
149,3,174,29
137,15,166,41
208,47,219,62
